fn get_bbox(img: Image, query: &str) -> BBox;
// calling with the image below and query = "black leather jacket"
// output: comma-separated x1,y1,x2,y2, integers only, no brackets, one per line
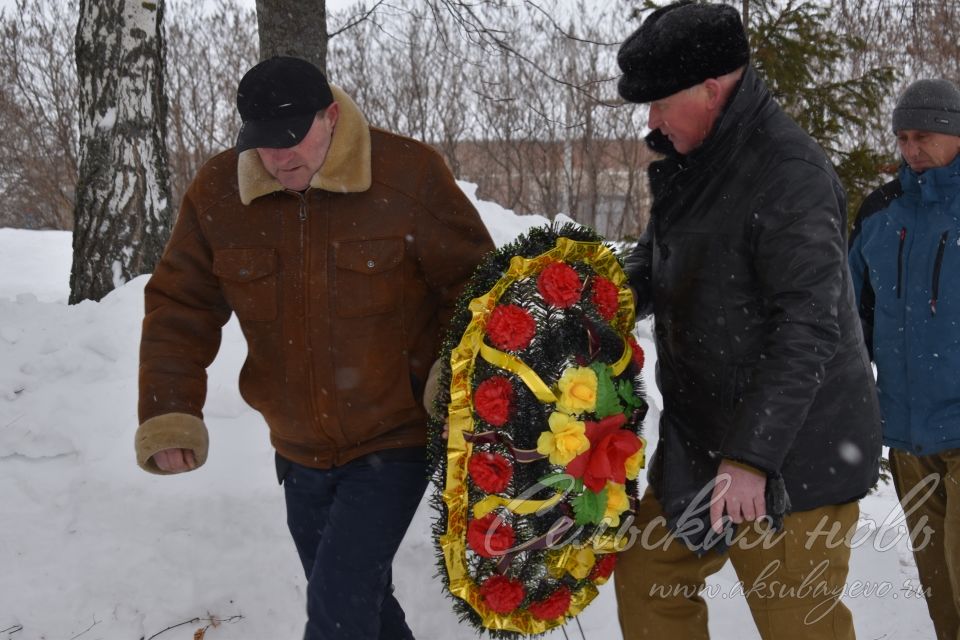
626,66,882,550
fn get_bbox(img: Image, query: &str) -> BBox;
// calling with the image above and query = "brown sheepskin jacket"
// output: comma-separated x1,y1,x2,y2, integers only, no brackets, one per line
136,86,494,472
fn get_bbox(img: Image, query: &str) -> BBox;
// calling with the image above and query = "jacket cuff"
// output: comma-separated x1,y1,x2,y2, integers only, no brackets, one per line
135,413,209,474
722,458,766,477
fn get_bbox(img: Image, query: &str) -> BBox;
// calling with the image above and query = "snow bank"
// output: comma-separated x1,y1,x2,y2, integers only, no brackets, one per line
0,185,935,639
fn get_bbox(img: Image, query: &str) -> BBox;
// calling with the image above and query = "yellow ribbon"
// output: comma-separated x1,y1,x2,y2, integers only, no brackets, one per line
611,337,633,377
479,342,557,403
472,492,566,519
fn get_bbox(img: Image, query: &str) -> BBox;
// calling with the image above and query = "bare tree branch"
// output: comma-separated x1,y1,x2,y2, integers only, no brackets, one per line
67,616,99,640
329,0,389,38
524,0,621,46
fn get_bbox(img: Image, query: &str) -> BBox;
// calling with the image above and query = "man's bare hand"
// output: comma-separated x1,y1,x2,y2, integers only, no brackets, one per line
152,448,197,473
710,460,766,533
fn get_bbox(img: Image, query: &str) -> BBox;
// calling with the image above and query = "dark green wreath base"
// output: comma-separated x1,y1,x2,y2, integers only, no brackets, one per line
427,222,648,638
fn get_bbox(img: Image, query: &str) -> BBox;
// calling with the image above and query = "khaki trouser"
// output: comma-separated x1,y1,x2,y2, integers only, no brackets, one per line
615,487,859,640
890,448,960,640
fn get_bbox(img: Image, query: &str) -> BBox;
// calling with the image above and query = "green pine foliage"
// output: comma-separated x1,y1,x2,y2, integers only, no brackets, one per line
747,0,896,223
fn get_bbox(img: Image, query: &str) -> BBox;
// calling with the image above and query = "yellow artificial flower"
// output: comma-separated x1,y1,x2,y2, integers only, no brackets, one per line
625,443,646,481
537,411,589,465
546,546,596,580
565,547,597,580
556,366,598,414
602,481,630,527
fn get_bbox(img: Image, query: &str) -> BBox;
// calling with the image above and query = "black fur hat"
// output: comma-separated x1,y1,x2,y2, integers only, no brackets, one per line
617,1,750,104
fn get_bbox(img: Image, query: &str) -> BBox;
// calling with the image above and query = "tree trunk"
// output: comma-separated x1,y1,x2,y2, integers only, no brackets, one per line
255,0,328,74
72,0,173,304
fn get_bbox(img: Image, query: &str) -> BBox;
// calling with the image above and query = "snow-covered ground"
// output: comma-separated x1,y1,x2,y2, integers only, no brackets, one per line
0,186,935,639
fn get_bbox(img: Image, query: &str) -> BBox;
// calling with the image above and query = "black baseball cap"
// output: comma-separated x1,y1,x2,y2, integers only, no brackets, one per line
235,56,335,152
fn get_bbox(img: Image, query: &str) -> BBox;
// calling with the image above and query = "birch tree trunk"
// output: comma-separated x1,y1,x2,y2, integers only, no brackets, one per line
71,0,172,304
255,0,328,73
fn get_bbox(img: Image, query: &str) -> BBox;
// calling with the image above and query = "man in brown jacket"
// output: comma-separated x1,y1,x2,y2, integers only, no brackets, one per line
135,56,494,640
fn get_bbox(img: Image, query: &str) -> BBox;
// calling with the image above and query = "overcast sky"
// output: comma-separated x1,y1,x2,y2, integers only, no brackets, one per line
0,0,594,18
0,0,604,27
231,0,359,12
0,0,368,17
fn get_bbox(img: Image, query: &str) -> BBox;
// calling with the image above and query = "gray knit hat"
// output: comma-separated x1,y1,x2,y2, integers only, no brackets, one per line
892,79,960,136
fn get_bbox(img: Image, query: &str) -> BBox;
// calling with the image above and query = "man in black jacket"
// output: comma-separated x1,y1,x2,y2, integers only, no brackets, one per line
612,3,882,639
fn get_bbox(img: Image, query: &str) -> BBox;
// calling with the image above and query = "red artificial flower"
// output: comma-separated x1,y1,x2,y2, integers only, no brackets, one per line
468,452,514,494
527,586,572,621
486,304,536,351
474,376,513,426
565,413,643,493
591,277,620,321
467,513,516,558
628,336,645,370
537,262,582,308
479,575,526,614
590,553,617,582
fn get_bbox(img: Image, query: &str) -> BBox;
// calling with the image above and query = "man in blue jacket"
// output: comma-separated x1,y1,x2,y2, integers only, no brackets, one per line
849,78,960,640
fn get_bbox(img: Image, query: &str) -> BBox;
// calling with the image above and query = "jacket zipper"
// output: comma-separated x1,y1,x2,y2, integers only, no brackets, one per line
296,191,327,453
897,227,906,299
930,230,948,316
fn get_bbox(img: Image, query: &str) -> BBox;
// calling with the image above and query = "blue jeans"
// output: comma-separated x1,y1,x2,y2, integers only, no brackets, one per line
280,449,428,640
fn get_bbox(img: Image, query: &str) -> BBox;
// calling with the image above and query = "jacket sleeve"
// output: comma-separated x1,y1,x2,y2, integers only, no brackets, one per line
136,185,233,474
623,222,654,318
414,150,495,335
848,205,875,360
719,159,847,473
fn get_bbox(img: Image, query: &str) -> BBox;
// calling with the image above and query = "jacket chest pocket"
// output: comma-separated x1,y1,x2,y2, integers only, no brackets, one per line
213,248,279,322
334,237,404,318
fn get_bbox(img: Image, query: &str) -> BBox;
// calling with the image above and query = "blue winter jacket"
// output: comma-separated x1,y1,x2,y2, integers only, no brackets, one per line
849,155,960,455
